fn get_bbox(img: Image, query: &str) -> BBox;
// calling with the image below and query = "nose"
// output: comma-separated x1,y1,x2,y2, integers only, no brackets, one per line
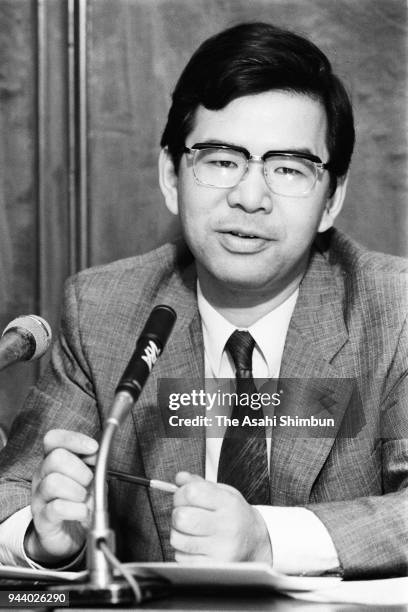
226,160,273,213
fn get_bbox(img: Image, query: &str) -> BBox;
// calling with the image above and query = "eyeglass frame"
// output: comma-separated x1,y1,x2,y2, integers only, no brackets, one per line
183,142,331,197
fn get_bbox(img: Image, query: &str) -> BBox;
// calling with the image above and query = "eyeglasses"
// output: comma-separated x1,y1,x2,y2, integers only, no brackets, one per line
183,143,331,197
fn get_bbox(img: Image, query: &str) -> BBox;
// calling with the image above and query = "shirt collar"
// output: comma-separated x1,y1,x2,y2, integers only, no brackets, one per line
197,281,299,377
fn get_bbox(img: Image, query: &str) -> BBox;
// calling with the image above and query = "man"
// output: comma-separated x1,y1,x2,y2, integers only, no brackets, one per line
0,22,406,578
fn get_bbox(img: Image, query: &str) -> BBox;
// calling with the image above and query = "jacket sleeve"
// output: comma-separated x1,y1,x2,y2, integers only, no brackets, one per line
307,316,408,578
0,275,101,523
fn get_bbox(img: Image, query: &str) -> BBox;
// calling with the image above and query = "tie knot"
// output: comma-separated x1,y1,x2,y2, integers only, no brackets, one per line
225,330,255,376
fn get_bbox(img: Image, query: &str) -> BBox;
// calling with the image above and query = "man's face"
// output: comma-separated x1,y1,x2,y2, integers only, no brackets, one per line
161,91,345,301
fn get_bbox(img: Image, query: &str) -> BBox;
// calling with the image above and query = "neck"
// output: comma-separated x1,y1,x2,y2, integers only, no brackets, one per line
197,269,302,328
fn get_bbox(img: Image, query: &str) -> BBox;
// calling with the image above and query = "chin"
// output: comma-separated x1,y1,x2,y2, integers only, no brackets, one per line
212,267,277,291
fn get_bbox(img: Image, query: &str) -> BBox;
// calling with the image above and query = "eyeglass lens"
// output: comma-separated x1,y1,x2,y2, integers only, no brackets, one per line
192,148,318,196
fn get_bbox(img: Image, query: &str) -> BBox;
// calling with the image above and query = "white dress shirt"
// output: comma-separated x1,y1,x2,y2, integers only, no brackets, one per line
197,282,340,575
0,284,339,574
0,506,75,569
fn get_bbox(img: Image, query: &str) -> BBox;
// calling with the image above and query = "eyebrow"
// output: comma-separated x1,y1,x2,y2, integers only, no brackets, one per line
193,139,317,157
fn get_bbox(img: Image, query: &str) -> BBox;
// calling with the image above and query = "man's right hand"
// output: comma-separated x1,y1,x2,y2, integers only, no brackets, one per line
25,429,98,566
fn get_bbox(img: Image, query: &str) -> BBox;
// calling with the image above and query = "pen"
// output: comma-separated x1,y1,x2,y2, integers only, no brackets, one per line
105,468,178,493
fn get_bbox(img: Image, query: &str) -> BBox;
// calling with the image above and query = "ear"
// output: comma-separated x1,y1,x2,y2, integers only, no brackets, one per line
317,173,349,233
158,147,179,215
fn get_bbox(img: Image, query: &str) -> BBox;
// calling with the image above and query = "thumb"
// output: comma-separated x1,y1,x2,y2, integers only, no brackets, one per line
174,471,203,487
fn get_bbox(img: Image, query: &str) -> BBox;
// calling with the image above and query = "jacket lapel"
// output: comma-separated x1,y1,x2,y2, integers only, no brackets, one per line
270,244,354,505
129,257,205,557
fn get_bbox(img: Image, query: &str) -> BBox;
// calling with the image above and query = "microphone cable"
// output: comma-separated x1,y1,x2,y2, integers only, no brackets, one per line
98,540,143,604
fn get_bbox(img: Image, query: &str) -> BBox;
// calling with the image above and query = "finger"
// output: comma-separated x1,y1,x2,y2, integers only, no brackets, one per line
31,467,42,493
82,453,97,467
34,473,89,505
85,492,94,514
82,493,94,529
43,429,98,457
41,499,89,525
175,552,210,564
170,529,209,556
173,479,230,510
38,448,94,487
174,471,204,487
172,506,214,536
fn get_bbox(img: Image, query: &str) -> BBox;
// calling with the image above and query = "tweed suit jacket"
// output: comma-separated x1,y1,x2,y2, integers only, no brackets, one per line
0,228,407,579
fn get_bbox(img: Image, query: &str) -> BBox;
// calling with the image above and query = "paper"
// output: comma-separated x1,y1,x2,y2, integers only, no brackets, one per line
125,561,341,592
291,576,408,606
0,565,87,583
1,561,406,605
126,562,408,605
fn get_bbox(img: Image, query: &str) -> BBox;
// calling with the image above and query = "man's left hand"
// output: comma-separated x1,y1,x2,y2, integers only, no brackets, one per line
170,471,273,564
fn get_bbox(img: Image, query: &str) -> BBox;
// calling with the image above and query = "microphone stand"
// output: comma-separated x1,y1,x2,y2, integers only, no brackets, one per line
49,306,176,605
87,404,122,589
83,391,137,603
48,391,161,607
49,392,145,605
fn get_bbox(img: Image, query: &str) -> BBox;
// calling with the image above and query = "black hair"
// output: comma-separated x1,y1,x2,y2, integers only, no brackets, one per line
160,22,355,188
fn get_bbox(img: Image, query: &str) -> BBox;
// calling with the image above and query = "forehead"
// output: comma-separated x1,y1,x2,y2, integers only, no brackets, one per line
187,91,329,158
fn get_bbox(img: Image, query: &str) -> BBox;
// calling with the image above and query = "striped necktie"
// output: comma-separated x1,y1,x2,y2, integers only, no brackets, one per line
217,330,270,504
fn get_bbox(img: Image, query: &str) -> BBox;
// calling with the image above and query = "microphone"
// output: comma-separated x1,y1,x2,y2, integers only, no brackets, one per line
0,315,52,372
109,304,177,425
85,304,176,601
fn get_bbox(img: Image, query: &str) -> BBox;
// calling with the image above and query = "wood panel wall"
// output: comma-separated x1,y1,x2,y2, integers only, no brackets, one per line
0,0,39,424
0,0,70,428
0,0,406,431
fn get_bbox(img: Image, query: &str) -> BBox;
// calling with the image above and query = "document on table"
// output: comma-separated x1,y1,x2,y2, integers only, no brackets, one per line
126,562,408,605
0,565,87,583
0,562,407,605
126,561,341,591
290,576,408,606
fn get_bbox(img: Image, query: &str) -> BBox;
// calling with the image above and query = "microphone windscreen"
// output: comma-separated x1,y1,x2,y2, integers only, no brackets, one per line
2,315,52,360
115,305,176,401
139,305,177,348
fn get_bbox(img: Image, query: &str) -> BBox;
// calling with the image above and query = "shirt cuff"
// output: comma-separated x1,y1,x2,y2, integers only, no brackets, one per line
0,506,84,570
255,505,340,575
0,506,38,567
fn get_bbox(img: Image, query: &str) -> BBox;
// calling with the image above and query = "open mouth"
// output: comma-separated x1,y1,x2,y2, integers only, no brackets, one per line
219,230,268,253
227,231,259,239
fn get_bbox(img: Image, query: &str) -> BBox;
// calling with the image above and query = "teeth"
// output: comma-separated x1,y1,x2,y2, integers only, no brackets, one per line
232,232,256,238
